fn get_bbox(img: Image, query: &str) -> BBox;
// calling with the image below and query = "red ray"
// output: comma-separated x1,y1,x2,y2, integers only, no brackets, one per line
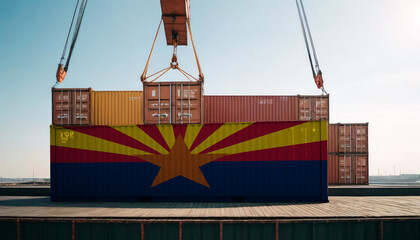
200,121,306,154
189,123,224,151
51,146,147,163
137,125,170,152
172,124,187,139
65,126,160,154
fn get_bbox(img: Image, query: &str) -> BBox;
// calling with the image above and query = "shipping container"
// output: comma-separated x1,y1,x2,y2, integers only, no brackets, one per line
328,124,339,153
50,121,328,202
143,82,203,124
91,91,143,125
52,88,91,125
327,154,339,184
298,95,329,121
328,153,368,185
204,95,298,123
328,123,369,153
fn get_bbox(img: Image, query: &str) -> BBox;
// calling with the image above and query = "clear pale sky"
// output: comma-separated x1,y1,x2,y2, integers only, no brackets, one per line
0,0,419,178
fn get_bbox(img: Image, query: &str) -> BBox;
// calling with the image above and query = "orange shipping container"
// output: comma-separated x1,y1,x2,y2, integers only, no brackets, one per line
143,82,203,124
91,91,143,126
52,88,91,125
204,96,298,123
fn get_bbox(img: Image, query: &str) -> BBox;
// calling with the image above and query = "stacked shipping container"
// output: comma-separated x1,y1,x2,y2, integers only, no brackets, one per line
53,89,144,126
328,123,369,185
204,95,329,123
91,91,143,125
143,82,204,124
52,88,91,125
51,87,367,201
50,121,328,202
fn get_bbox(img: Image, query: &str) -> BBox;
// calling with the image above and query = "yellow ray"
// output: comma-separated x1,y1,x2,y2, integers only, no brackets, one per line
157,124,176,149
191,123,252,154
51,126,150,156
208,121,327,155
184,124,203,149
112,126,169,154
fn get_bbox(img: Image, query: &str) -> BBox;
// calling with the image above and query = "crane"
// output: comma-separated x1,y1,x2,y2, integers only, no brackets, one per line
55,0,203,85
296,0,327,94
55,0,325,93
140,0,204,83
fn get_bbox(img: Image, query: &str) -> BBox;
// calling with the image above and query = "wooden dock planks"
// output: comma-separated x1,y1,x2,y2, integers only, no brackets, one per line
0,196,420,219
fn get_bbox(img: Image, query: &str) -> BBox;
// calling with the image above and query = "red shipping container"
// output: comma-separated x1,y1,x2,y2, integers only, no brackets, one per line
204,96,298,123
143,82,203,124
327,154,339,185
328,123,368,153
52,88,91,125
328,153,369,185
328,124,339,153
298,95,329,121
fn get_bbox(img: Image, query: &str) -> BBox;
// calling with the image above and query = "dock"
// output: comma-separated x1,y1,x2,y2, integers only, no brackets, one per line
1,195,419,239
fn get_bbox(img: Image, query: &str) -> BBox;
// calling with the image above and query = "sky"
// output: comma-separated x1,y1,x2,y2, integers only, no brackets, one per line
0,0,419,178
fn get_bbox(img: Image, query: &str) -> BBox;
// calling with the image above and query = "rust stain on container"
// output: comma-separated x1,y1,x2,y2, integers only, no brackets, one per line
143,82,203,124
91,91,143,126
52,88,91,125
204,96,298,123
298,95,329,121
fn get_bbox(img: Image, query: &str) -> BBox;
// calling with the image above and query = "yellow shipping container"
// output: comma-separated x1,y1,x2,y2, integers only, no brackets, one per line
91,91,143,125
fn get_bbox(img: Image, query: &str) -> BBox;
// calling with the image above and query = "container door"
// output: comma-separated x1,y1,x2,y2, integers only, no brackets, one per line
298,97,312,120
53,90,71,125
355,155,368,184
338,125,352,152
174,84,201,124
72,90,90,125
313,97,329,121
144,85,171,124
339,155,353,184
353,125,368,153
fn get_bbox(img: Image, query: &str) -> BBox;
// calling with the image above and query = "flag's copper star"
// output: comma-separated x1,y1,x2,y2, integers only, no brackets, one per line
135,135,226,188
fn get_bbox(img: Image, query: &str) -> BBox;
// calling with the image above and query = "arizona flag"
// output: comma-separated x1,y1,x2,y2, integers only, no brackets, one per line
51,121,328,202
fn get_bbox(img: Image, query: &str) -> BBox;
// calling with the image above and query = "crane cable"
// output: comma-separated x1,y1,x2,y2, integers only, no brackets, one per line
296,0,327,95
55,0,89,85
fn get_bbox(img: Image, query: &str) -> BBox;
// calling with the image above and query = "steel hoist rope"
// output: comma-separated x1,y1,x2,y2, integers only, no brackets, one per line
55,0,88,85
296,0,327,95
